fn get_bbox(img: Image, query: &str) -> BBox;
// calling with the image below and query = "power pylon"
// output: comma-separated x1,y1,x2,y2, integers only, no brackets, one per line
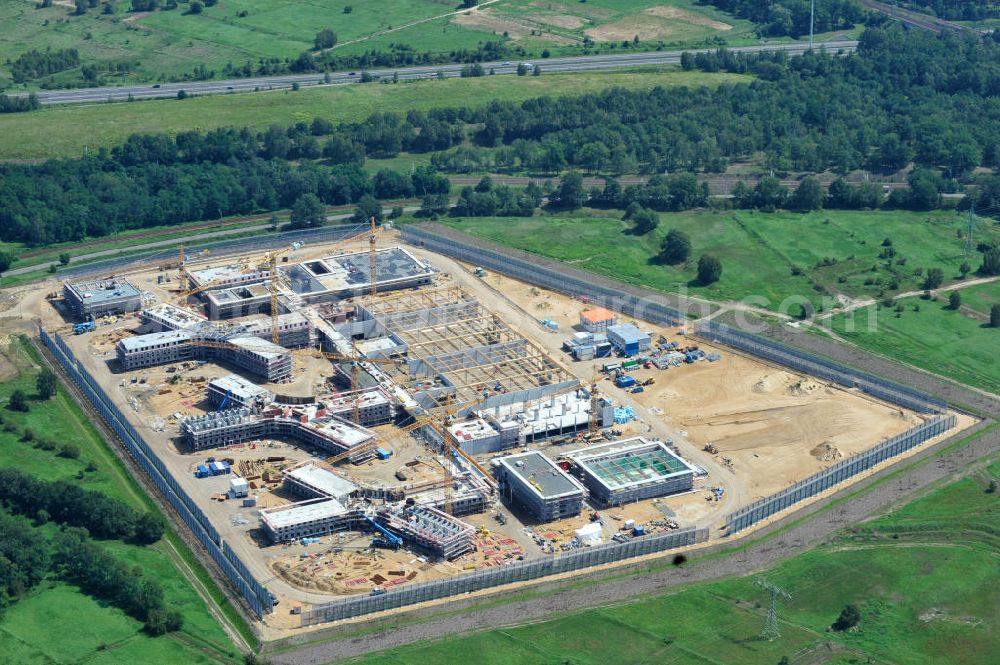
755,579,791,641
964,203,977,257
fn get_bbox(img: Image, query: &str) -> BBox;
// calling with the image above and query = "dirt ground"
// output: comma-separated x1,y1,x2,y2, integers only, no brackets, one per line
454,10,577,44
586,7,731,42
478,269,926,500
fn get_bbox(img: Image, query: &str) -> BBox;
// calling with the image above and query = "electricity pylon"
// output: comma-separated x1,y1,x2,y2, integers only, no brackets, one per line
755,579,791,641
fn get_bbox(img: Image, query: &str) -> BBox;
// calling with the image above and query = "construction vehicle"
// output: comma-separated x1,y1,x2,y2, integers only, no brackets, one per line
217,389,232,411
642,377,655,386
365,516,403,549
703,443,718,455
73,321,96,335
474,267,487,278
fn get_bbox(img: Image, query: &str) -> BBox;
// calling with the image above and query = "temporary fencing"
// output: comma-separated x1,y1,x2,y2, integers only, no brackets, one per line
401,224,684,326
697,321,946,413
301,526,707,625
39,329,273,617
725,414,956,534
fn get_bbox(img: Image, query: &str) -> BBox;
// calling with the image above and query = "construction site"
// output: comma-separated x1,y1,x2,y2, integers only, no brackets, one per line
30,222,973,632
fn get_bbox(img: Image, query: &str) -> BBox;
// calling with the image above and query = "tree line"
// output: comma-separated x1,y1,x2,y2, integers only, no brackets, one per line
10,48,80,83
6,27,1000,246
0,509,180,635
882,0,1000,20
698,0,864,38
0,467,165,544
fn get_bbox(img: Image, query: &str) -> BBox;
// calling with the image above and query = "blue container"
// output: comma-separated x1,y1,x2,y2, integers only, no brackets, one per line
375,448,392,460
633,525,645,536
615,375,636,388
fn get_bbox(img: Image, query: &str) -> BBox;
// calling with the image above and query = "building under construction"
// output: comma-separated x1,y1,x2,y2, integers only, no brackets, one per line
260,498,363,543
567,438,696,507
347,287,578,413
494,451,587,522
116,321,294,382
286,247,436,304
208,374,274,410
375,506,476,559
283,462,360,502
448,389,615,455
179,406,377,460
63,277,143,321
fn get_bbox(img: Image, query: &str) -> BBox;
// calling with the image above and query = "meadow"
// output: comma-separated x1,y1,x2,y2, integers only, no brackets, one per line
341,456,1000,665
444,209,997,311
0,337,243,665
828,281,1000,392
0,0,761,88
0,68,749,160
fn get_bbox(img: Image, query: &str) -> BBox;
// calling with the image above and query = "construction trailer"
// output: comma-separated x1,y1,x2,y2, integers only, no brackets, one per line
376,506,476,559
566,437,696,507
579,307,617,333
493,451,587,522
607,323,652,357
229,477,250,498
63,278,143,321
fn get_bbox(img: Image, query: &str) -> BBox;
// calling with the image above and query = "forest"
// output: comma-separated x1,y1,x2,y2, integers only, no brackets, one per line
883,0,1000,20
3,27,1000,247
698,0,864,37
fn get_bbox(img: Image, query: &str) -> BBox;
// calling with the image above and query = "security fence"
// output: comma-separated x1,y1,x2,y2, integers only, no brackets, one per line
726,414,956,534
697,321,946,413
39,329,274,617
60,222,370,281
401,224,685,326
301,526,707,625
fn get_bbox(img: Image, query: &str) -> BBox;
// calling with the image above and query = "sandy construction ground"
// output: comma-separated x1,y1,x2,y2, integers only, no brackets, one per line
475,269,926,500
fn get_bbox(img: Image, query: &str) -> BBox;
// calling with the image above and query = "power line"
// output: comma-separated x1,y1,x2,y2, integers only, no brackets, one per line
755,578,791,641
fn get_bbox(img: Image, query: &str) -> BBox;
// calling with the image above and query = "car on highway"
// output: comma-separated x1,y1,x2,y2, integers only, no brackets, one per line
152,84,160,88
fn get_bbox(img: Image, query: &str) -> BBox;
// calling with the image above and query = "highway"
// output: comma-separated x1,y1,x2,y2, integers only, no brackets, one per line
27,40,857,105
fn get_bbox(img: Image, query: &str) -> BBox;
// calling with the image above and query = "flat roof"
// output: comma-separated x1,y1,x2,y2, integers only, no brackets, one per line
302,415,374,447
226,335,288,359
208,374,270,400
288,246,433,296
581,307,615,323
187,264,269,287
118,330,191,352
607,323,649,343
568,438,695,491
142,303,206,329
261,498,348,529
449,417,499,442
203,282,271,305
496,451,584,499
285,463,358,501
66,278,141,304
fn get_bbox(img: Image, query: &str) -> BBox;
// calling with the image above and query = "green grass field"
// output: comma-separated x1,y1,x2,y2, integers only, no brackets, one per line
828,281,1000,392
0,0,763,88
443,209,999,311
0,337,241,665
0,68,749,160
338,457,1000,665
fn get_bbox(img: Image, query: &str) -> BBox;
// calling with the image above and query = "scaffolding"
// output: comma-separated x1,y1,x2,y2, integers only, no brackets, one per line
376,506,476,560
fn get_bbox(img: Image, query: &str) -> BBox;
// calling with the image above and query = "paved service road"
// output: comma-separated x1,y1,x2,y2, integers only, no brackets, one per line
26,41,857,105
